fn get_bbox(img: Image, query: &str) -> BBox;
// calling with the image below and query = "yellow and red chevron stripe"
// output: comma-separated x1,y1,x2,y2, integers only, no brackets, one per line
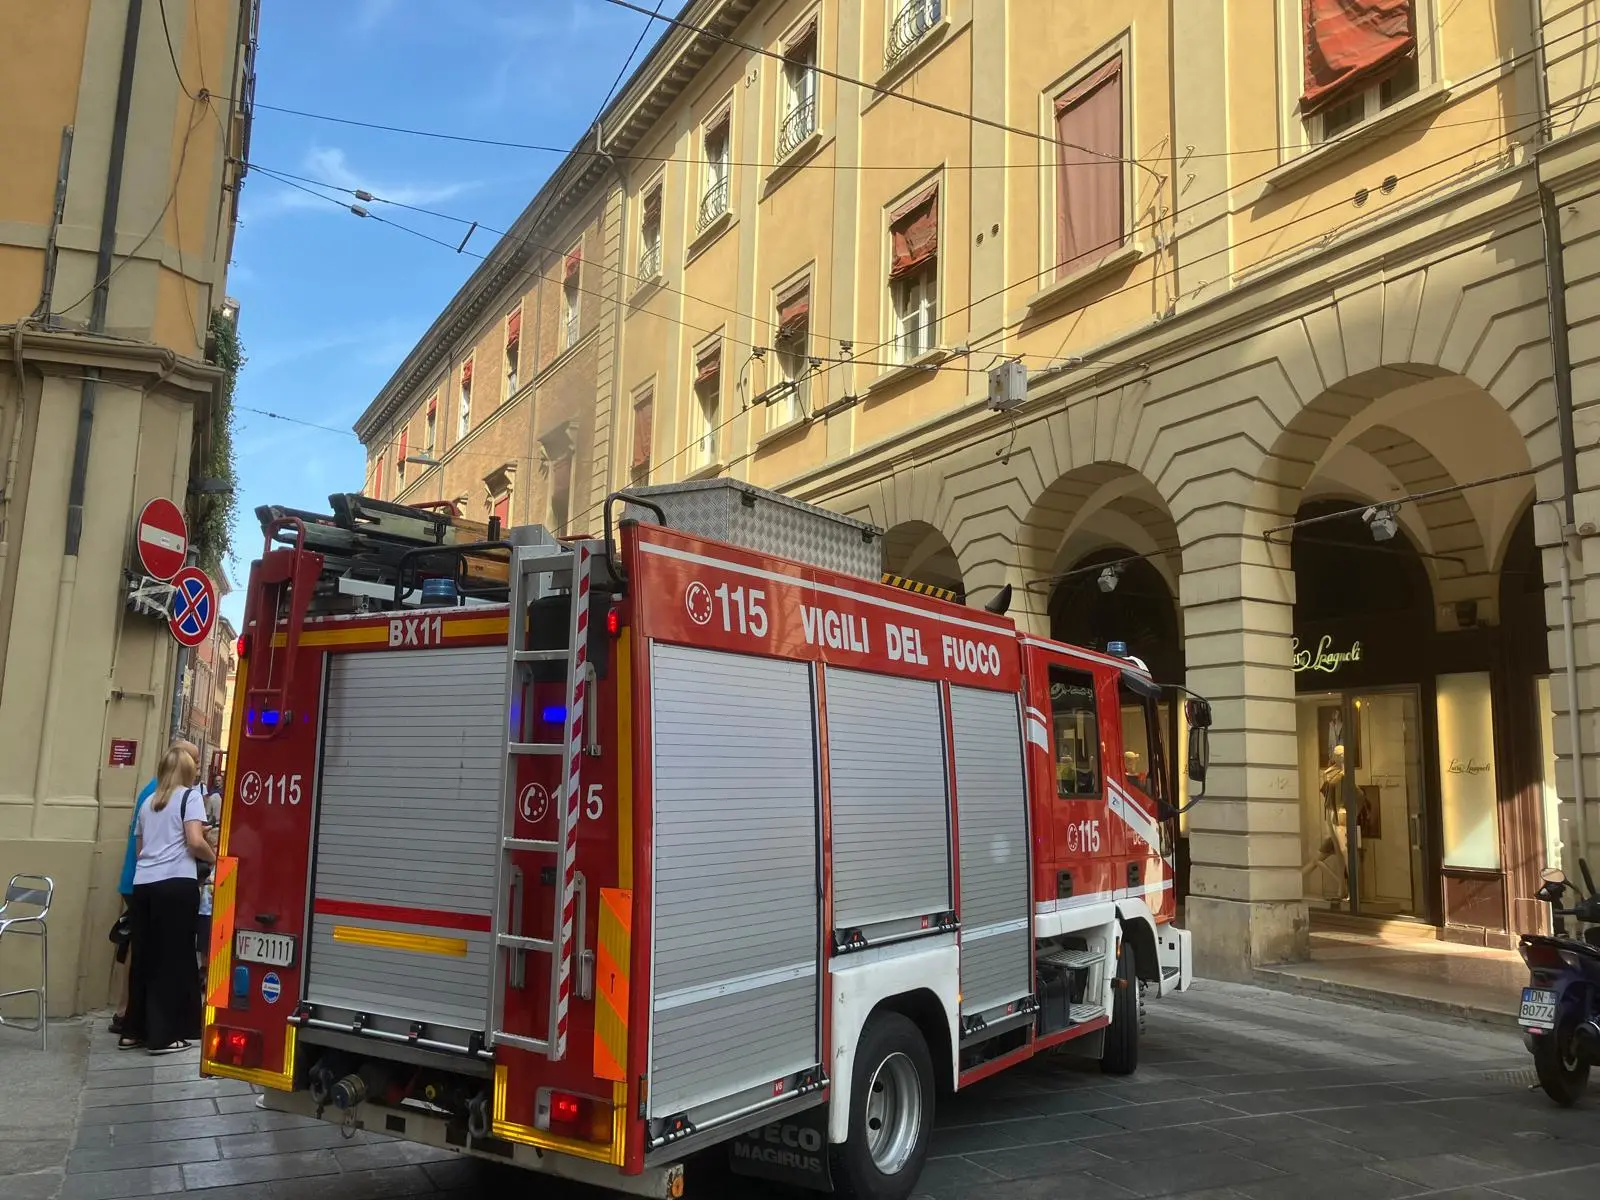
206,857,238,1009
592,887,632,1083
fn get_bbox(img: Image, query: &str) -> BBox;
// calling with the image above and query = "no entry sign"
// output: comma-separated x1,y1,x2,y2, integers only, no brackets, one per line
168,566,217,648
136,498,188,581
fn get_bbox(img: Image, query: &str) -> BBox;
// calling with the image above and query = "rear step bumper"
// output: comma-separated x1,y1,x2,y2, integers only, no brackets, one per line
261,1088,684,1198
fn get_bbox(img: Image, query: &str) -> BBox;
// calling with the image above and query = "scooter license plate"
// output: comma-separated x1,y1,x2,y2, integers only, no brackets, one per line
1520,988,1558,1030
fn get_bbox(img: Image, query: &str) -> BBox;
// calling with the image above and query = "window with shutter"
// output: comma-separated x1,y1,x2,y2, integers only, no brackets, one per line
772,280,810,428
641,186,664,280
631,393,653,485
1055,57,1124,277
505,309,522,396
1301,1,1420,142
397,429,408,483
563,249,581,349
888,185,939,364
779,20,819,158
492,491,511,529
424,395,437,453
458,359,474,439
693,341,722,467
700,111,732,229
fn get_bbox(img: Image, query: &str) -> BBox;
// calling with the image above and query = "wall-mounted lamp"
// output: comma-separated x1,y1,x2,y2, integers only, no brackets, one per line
405,454,442,468
1362,503,1399,542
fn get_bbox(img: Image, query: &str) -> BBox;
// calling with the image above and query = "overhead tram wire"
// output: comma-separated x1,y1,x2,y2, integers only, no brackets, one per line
245,74,1600,393
199,14,1600,179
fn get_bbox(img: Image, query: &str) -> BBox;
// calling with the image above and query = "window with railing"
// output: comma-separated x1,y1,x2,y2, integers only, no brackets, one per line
779,24,819,159
886,0,941,66
640,186,663,280
888,185,938,363
692,341,721,466
699,115,731,229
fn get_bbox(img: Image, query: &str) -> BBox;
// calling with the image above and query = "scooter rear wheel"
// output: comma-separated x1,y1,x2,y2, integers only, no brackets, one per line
1533,1016,1590,1107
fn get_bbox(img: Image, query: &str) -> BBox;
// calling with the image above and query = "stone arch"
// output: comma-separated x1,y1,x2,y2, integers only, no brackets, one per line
882,520,964,598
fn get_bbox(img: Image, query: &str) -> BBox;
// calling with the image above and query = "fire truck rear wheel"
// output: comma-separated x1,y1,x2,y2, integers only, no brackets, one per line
832,1012,935,1200
1099,936,1139,1076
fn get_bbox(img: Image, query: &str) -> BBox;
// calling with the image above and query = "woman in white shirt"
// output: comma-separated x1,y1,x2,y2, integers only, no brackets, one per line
121,744,216,1053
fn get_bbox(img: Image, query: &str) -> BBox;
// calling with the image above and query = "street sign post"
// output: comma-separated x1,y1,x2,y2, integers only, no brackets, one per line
168,566,217,648
137,498,188,581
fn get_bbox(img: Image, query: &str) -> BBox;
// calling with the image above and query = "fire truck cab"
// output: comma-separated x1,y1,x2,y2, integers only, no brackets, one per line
203,482,1208,1199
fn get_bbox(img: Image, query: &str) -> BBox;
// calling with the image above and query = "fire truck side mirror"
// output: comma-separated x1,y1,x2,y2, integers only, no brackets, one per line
1187,728,1209,787
1184,698,1213,729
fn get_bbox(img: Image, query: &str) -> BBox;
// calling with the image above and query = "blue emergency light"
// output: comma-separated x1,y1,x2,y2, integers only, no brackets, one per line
1107,640,1129,657
542,705,567,724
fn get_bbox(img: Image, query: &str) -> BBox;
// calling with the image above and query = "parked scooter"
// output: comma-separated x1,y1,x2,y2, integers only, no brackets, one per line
1519,859,1600,1105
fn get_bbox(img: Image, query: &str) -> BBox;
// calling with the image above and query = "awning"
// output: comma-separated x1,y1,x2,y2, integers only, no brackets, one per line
1300,0,1416,114
889,185,939,280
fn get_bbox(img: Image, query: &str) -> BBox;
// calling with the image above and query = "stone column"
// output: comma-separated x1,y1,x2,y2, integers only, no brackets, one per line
1180,536,1309,978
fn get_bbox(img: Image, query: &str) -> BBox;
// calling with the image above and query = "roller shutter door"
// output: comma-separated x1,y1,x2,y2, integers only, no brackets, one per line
825,668,951,933
649,644,821,1117
303,646,505,1041
950,685,1033,1015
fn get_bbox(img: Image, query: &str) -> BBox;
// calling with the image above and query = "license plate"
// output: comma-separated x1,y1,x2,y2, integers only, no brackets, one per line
234,930,297,967
1520,987,1557,1030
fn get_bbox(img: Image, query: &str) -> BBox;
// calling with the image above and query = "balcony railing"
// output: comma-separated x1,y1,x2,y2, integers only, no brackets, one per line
886,0,941,67
698,176,730,230
639,240,662,282
777,94,818,160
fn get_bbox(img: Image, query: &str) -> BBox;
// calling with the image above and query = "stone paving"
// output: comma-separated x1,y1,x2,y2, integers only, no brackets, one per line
2,980,1598,1199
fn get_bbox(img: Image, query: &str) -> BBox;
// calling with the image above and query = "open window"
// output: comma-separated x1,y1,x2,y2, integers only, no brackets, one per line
1049,666,1101,800
700,111,731,230
779,19,819,159
457,358,473,440
504,308,522,396
640,183,663,280
1298,0,1424,143
888,185,938,364
772,279,810,428
692,339,721,467
562,249,581,349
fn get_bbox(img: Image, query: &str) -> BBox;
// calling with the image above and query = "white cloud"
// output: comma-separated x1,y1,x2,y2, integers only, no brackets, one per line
243,147,477,223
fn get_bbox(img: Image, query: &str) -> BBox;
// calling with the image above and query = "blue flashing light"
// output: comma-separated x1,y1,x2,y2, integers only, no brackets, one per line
257,709,281,727
1106,641,1129,658
231,965,250,1000
541,705,568,724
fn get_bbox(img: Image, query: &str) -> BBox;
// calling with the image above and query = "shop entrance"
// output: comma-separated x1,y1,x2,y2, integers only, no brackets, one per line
1298,687,1429,920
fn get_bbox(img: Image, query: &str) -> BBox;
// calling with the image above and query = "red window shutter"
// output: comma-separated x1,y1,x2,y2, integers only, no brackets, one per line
632,399,653,469
427,395,437,418
695,341,722,385
889,185,939,280
776,282,810,338
1301,0,1416,114
564,250,582,282
507,308,521,345
1055,58,1124,275
784,17,817,56
643,188,662,223
707,109,731,141
398,429,408,463
461,357,474,387
492,493,510,526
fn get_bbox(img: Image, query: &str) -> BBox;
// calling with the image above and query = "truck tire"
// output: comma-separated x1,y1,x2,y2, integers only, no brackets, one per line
1099,936,1139,1076
832,1012,935,1200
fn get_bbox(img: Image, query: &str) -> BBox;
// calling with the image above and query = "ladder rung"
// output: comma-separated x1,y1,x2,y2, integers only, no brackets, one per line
519,554,572,578
504,837,558,854
492,1030,551,1054
514,649,571,664
498,933,555,953
509,741,563,756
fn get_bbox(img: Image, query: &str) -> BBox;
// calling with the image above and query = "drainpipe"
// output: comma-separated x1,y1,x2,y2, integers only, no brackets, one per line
1530,7,1592,871
33,0,143,813
600,123,629,499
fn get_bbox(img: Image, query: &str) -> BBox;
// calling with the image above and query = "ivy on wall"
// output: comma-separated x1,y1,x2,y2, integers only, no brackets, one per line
194,306,242,577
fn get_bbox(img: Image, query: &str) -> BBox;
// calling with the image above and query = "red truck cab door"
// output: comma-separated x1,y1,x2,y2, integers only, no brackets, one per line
1025,649,1120,908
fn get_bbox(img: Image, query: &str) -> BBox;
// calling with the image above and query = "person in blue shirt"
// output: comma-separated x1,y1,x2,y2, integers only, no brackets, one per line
111,739,197,1035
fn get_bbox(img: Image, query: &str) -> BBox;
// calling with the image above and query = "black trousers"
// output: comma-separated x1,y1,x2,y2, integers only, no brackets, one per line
126,877,201,1048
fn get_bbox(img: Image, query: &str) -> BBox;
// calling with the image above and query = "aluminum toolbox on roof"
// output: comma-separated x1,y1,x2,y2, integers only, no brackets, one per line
621,479,882,580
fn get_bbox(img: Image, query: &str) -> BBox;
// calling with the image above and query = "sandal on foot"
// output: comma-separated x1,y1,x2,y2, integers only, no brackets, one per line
109,1014,125,1035
117,1036,144,1050
147,1040,193,1056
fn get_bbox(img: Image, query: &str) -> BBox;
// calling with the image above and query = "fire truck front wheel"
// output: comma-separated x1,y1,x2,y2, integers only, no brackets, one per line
833,1011,936,1200
1099,936,1140,1076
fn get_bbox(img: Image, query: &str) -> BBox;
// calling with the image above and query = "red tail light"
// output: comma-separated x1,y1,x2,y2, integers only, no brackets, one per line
1522,941,1573,971
205,1025,263,1069
236,633,250,660
536,1088,613,1144
607,607,621,636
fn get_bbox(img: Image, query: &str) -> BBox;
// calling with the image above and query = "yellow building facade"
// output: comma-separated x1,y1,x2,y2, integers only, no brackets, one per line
1,0,254,1013
367,1,1600,975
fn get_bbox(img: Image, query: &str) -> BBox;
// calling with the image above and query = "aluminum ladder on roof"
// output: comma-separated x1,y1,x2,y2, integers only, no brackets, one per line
486,538,593,1061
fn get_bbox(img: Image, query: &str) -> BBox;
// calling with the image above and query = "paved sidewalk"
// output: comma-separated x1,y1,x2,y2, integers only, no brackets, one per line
0,1015,90,1195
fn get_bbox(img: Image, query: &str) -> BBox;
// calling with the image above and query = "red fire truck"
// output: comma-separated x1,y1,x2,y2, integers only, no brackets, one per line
202,482,1209,1199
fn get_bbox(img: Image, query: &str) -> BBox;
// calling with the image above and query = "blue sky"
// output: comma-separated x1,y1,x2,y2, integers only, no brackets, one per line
221,0,658,625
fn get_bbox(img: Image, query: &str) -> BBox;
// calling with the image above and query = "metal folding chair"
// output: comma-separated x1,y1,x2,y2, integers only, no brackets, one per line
0,874,53,1049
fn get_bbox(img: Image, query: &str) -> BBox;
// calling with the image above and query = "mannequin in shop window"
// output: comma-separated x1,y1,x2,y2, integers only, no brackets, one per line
1304,742,1351,902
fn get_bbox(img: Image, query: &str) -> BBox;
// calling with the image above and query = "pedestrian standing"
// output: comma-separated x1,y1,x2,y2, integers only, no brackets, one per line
121,744,216,1054
111,738,199,1035
195,788,222,977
